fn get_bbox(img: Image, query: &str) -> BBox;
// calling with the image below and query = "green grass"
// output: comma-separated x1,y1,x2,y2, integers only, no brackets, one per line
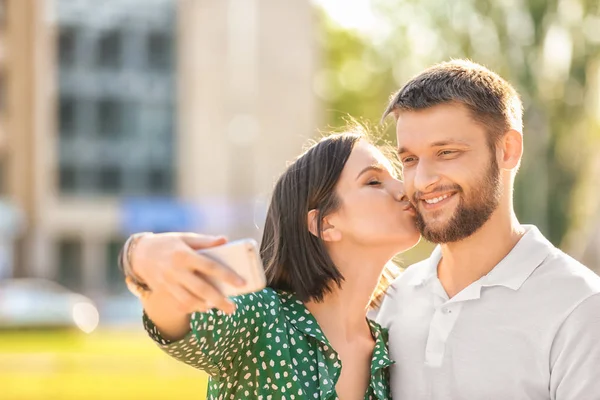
0,328,208,400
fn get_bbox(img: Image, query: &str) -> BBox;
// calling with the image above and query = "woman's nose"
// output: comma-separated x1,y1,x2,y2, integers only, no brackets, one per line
393,180,408,202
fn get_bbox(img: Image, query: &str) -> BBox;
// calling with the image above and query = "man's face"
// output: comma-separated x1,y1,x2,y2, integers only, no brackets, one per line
396,103,503,244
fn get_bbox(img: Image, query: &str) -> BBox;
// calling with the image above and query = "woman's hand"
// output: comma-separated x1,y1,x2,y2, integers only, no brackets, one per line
131,233,246,315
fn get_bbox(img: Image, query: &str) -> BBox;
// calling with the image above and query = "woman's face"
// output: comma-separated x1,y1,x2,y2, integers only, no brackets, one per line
328,139,421,253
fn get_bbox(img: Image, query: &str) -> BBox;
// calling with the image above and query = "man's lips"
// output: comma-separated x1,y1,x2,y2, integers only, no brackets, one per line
416,191,456,203
416,192,458,210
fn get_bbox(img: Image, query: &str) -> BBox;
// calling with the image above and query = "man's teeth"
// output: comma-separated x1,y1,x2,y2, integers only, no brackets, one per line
424,194,451,204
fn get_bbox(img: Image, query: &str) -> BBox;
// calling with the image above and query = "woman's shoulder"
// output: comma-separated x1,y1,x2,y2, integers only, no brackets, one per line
225,287,287,317
230,287,280,305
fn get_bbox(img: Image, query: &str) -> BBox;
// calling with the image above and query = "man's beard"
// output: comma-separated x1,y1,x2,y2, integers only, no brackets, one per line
414,156,502,244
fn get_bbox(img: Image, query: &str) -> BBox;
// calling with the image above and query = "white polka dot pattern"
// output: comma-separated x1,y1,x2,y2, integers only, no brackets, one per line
143,288,393,399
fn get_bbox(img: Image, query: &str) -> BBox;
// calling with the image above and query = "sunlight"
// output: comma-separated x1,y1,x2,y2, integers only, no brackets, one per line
312,0,377,32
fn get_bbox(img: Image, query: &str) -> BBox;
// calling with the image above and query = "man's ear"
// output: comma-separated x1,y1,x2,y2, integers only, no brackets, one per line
307,209,342,242
498,129,523,171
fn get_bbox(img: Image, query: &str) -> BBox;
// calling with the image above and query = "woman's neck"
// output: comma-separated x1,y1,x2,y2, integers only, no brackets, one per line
305,247,388,342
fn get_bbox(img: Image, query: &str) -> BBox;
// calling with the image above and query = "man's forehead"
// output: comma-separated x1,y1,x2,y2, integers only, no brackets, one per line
395,115,484,153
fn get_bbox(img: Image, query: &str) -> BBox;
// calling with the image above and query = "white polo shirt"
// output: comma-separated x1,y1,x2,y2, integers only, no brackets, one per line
376,225,600,400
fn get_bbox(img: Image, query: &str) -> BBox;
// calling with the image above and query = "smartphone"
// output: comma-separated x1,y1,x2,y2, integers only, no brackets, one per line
197,238,267,297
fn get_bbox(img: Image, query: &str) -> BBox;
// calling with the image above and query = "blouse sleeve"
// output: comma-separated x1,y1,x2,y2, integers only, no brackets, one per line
143,289,276,377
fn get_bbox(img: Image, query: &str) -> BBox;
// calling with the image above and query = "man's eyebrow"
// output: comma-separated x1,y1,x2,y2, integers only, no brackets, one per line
397,139,470,155
430,139,470,147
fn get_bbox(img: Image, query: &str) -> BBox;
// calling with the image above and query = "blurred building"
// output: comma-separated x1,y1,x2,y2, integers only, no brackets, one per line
2,0,318,297
0,0,36,280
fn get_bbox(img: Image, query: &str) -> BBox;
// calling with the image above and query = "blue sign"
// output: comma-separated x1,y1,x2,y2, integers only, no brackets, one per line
120,198,203,235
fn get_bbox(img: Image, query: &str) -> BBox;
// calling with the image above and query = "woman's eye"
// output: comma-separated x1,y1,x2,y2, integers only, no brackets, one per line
367,180,382,186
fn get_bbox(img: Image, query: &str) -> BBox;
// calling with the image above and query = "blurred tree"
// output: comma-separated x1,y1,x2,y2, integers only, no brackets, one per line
318,0,600,252
316,16,396,129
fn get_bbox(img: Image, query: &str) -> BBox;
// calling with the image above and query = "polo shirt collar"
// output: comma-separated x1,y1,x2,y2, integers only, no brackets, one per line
480,225,553,290
407,245,441,287
407,225,553,292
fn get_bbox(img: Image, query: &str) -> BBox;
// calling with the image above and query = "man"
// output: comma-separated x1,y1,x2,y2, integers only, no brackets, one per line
374,60,600,399
121,60,600,399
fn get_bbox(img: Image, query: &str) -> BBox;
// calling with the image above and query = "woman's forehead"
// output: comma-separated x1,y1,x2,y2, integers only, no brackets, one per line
349,141,395,172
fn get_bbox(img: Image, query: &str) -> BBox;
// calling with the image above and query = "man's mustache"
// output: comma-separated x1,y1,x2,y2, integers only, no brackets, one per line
412,184,463,204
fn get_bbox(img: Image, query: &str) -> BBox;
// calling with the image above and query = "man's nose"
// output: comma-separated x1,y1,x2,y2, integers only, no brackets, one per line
413,160,440,193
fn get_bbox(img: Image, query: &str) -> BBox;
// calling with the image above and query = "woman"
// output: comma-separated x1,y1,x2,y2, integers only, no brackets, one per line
122,131,420,399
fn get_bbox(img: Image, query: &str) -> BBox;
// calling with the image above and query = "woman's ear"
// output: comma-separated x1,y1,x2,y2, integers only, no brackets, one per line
307,209,341,242
307,209,320,237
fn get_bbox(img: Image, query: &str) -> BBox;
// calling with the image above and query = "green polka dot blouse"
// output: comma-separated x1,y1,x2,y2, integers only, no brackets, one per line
144,287,393,399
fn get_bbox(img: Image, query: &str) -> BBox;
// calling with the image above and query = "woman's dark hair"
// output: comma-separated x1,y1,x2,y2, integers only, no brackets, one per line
260,132,361,303
260,131,399,306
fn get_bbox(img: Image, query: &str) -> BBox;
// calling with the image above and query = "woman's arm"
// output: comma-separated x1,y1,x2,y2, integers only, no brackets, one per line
120,232,273,375
144,290,274,376
121,232,247,340
139,288,191,341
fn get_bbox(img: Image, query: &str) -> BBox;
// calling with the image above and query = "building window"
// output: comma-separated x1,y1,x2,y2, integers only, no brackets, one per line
56,238,83,291
59,95,76,137
96,30,122,69
106,238,126,292
59,165,77,193
147,31,172,70
97,98,122,136
58,26,78,67
98,165,121,193
57,0,176,197
147,167,172,194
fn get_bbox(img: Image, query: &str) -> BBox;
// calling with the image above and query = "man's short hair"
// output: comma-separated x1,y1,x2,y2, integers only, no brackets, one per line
383,60,523,145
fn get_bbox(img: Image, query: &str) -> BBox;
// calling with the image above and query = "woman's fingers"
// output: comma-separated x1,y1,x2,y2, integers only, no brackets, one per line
179,233,228,250
129,232,241,314
177,269,236,314
176,249,246,288
168,284,208,314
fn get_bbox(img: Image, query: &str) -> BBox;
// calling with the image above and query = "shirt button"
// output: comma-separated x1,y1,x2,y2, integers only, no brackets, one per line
442,308,451,314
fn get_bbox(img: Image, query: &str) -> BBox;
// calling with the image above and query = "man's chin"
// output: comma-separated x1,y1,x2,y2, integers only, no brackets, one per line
418,219,455,242
420,214,453,230
418,202,456,217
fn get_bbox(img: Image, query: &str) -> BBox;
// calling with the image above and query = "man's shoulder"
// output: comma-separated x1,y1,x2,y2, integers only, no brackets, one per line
376,259,431,311
374,260,431,325
535,248,600,296
388,258,433,292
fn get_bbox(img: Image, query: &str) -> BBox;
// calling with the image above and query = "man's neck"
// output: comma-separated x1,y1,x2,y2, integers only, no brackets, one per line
437,211,525,298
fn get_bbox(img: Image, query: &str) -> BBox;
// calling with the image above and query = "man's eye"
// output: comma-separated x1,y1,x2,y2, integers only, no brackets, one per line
402,157,416,164
439,150,457,156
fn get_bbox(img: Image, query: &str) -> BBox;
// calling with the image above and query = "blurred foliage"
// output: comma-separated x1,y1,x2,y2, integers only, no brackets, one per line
317,0,600,251
0,329,207,400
